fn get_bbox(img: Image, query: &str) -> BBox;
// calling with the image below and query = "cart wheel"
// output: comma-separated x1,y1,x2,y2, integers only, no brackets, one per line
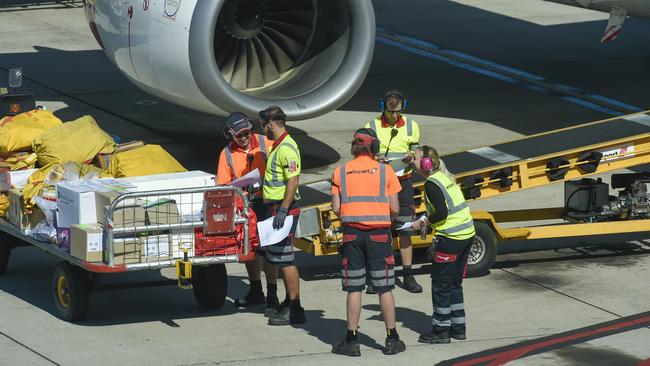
0,243,10,275
52,262,91,322
191,264,228,310
467,221,497,277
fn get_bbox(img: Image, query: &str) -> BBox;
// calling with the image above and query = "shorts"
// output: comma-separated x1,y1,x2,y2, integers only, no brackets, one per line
397,178,415,217
340,226,395,293
257,201,300,266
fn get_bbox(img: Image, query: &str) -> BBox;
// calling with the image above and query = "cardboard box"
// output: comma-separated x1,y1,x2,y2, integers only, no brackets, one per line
93,153,113,170
118,171,214,223
105,237,141,265
56,182,99,228
8,189,45,231
70,224,103,262
95,190,146,229
170,228,195,259
140,234,171,262
143,199,180,226
0,168,37,191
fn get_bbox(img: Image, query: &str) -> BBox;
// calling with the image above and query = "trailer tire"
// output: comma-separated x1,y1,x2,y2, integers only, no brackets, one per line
192,264,228,310
52,262,90,322
467,221,497,277
0,243,10,275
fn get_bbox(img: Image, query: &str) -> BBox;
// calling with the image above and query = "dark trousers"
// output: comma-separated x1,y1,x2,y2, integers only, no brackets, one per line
430,235,473,335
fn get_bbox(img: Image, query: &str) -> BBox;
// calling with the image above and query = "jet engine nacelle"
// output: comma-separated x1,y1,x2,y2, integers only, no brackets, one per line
84,0,375,119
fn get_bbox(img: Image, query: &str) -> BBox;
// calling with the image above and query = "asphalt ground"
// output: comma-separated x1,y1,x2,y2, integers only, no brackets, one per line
0,1,649,365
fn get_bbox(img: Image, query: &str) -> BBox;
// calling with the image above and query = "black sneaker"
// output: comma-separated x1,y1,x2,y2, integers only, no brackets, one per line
233,290,265,308
268,302,306,325
332,339,361,357
264,295,280,317
418,331,450,344
403,275,423,293
383,337,406,355
450,331,466,340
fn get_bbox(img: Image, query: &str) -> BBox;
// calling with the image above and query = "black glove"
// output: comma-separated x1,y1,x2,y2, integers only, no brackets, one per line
273,207,289,230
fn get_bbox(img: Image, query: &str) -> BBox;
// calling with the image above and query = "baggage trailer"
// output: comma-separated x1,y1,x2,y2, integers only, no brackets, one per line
0,186,253,321
293,111,650,276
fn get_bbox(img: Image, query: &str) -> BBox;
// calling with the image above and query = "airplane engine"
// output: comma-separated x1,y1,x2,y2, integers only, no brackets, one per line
84,0,375,119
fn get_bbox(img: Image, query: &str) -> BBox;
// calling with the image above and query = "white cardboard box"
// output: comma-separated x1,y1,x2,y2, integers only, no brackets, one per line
0,169,37,191
170,228,195,259
140,234,171,260
56,182,99,228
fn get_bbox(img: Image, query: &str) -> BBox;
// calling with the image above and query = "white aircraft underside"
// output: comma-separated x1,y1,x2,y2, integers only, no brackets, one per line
82,0,650,120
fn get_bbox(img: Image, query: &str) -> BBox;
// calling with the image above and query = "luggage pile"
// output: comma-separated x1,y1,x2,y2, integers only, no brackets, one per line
0,109,216,265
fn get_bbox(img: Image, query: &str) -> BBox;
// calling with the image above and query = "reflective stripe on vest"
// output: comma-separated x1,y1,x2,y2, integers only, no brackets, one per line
369,117,417,175
339,162,391,224
225,134,267,179
425,171,475,240
370,118,414,138
263,136,301,201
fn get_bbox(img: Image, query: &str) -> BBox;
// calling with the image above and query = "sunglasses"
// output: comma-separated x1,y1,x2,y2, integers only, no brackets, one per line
234,130,251,138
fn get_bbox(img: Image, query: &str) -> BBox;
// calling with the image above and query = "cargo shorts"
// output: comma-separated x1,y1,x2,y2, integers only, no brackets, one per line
257,201,300,266
340,227,395,294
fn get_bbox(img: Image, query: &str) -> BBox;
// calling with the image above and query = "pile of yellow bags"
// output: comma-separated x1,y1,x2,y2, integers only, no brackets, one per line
0,110,62,155
108,144,187,177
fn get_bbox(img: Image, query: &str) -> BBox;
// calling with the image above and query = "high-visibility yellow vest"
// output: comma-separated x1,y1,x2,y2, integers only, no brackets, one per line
364,116,420,175
263,134,301,201
425,171,475,240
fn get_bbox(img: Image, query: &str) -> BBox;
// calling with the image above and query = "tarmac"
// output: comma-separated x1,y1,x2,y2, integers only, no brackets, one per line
1,1,649,365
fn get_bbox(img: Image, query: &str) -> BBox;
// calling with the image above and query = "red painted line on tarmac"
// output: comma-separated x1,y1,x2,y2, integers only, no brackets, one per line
637,358,650,366
437,312,650,366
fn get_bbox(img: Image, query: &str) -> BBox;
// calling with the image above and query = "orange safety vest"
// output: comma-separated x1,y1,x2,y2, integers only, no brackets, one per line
216,134,269,185
337,157,392,227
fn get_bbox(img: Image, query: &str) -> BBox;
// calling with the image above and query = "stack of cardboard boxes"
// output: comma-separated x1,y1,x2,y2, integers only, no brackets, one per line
55,171,214,265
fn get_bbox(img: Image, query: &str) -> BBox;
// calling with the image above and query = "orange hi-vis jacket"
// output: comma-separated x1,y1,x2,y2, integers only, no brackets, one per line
217,134,270,191
331,155,401,229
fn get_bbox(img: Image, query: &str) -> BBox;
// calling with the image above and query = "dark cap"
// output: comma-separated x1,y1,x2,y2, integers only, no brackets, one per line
383,89,405,101
226,112,252,134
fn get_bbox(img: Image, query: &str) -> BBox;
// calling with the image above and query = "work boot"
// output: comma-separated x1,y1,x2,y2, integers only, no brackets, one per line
332,339,361,357
403,275,423,293
264,295,280,317
418,331,451,344
268,300,306,325
450,330,467,340
382,337,406,355
233,289,265,308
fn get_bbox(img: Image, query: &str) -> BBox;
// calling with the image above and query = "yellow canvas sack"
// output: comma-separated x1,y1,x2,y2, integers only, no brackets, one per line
32,115,115,166
108,145,187,177
0,110,62,154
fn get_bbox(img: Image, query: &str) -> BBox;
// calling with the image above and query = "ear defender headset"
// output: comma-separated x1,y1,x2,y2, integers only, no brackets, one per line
421,145,433,172
258,106,287,126
379,89,408,112
353,128,380,155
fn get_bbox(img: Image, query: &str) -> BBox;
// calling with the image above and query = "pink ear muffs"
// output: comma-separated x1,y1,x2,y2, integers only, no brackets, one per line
421,156,433,171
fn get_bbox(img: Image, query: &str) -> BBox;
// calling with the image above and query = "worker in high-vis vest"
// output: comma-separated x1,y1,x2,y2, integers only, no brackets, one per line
216,112,279,315
330,128,406,357
411,146,476,344
363,89,423,294
258,106,306,326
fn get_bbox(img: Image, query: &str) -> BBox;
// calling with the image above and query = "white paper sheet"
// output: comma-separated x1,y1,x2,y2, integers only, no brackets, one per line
396,214,427,231
229,168,262,188
257,215,294,247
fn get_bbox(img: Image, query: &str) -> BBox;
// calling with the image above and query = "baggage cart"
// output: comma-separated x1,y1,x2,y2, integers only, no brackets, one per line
0,185,253,322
